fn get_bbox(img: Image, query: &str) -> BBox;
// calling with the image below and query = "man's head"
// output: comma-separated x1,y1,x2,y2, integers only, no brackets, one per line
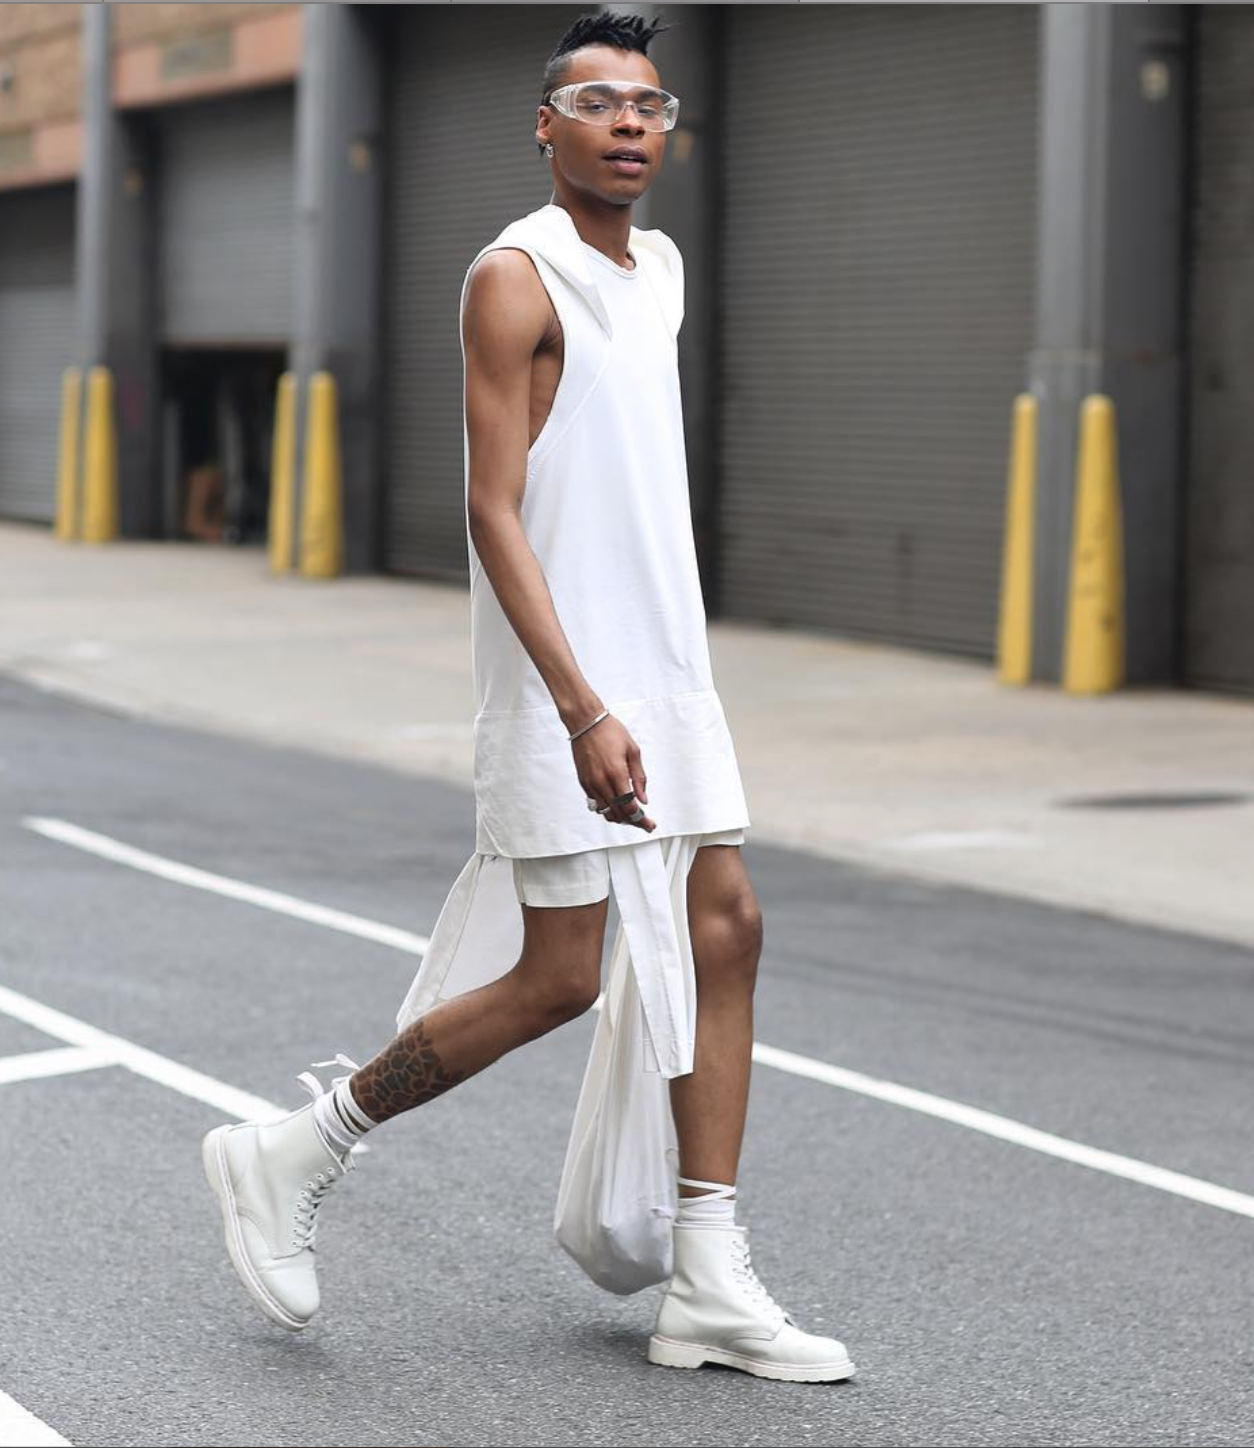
536,10,677,203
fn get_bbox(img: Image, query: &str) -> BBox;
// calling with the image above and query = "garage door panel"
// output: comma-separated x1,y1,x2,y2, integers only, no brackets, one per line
382,5,573,580
1183,5,1254,693
0,184,75,523
720,4,1038,656
156,87,295,346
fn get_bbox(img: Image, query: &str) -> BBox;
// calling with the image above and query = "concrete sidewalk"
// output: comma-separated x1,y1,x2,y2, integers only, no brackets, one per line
2,520,1251,949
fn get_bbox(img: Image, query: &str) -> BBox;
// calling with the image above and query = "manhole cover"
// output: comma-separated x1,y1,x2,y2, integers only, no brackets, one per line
1054,790,1252,810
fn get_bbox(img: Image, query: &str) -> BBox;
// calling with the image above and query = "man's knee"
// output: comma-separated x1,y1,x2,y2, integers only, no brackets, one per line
733,894,765,977
696,891,763,989
514,958,602,1030
513,897,607,1030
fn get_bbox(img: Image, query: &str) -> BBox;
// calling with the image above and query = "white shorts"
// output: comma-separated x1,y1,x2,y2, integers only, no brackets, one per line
512,827,747,907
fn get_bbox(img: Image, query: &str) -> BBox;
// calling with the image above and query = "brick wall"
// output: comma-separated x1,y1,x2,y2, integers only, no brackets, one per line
0,5,299,133
0,4,83,48
112,4,294,48
0,6,82,131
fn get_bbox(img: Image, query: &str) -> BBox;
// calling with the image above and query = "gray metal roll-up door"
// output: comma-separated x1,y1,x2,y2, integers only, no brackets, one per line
382,5,572,580
0,184,76,524
156,86,295,346
719,5,1038,657
1182,6,1254,696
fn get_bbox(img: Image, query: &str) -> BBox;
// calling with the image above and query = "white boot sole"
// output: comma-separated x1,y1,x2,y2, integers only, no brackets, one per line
647,1333,857,1383
202,1125,309,1333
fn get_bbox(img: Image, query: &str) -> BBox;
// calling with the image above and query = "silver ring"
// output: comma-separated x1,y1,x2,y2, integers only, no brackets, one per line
627,806,646,823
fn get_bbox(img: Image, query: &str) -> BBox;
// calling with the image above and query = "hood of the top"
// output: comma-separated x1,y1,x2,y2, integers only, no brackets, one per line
488,201,683,342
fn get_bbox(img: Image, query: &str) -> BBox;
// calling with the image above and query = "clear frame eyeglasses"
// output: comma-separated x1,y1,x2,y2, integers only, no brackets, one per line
545,79,680,133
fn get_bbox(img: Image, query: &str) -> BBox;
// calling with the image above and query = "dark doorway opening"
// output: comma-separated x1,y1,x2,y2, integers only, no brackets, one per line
159,347,286,545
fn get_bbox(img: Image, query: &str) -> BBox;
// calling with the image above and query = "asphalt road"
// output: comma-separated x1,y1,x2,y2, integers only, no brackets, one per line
1,673,1251,1448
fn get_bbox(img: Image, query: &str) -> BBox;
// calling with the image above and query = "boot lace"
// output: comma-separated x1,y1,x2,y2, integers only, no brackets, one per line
290,1053,362,1251
676,1176,791,1331
292,1170,340,1250
729,1233,788,1329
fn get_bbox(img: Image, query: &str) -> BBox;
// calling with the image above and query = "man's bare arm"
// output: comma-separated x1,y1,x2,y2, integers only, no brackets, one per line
462,249,653,830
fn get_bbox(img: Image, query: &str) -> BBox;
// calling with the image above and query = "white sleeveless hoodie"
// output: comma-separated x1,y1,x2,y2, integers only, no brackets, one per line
397,201,750,1085
464,200,750,857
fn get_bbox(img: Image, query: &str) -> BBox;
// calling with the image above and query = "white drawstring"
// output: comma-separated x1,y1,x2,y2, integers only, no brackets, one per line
295,1052,361,1102
676,1175,737,1205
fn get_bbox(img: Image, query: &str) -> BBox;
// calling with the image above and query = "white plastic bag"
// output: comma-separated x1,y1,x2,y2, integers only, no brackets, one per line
552,926,681,1295
399,836,699,1296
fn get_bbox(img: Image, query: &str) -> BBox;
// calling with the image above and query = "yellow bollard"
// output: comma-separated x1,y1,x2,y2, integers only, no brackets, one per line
80,365,119,544
996,392,1037,685
299,371,344,578
1062,394,1125,694
267,372,297,573
54,367,83,541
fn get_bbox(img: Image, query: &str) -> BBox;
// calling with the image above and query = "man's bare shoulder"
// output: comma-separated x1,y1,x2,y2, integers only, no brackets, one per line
462,246,553,354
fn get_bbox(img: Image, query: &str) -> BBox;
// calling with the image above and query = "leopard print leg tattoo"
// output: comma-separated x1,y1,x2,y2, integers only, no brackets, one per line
350,1019,469,1123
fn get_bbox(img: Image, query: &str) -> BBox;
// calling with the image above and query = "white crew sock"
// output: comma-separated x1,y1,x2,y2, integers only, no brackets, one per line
676,1175,737,1227
311,1076,376,1156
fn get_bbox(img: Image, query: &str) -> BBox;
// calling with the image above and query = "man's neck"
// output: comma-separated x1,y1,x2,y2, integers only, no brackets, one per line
549,195,634,270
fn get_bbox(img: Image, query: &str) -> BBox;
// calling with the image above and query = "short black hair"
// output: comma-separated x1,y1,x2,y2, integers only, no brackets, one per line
538,10,675,155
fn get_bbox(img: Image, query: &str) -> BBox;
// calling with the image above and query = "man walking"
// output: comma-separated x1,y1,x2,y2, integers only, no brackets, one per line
203,9,855,1385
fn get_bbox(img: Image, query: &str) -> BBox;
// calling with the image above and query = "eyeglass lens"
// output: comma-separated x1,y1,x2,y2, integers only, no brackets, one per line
564,83,677,131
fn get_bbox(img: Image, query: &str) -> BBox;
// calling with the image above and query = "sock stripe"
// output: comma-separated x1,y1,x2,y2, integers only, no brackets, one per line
334,1078,375,1132
330,1094,359,1138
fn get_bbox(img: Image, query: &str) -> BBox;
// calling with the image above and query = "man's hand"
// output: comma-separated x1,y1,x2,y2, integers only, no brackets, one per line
571,716,656,831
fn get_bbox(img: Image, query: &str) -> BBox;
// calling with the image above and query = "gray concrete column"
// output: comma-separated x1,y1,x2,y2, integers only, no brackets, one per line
75,4,111,371
75,4,159,538
292,2,383,573
1027,3,1188,685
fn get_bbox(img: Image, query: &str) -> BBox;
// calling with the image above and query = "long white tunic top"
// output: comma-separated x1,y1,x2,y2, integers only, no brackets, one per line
397,201,751,1081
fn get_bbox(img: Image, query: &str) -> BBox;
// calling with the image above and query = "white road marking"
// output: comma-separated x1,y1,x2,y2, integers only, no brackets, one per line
0,1046,113,1086
21,817,430,956
0,984,281,1122
751,1043,1254,1220
18,816,1254,1222
0,1388,70,1446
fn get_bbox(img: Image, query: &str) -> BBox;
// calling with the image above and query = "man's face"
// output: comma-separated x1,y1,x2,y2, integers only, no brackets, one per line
538,45,668,202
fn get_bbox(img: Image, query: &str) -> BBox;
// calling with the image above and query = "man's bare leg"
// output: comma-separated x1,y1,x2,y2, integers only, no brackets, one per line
351,893,611,1121
203,894,610,1330
668,843,763,1196
651,846,856,1381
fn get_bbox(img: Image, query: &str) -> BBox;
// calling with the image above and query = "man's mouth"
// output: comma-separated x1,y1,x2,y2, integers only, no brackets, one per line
604,150,648,174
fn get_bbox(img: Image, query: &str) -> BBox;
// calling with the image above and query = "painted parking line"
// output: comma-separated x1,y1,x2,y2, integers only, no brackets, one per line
18,815,1254,1222
22,816,429,956
751,1043,1254,1220
0,1045,113,1086
0,984,281,1122
0,1387,70,1447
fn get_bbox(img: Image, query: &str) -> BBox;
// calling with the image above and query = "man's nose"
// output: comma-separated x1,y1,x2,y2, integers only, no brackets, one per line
611,106,647,133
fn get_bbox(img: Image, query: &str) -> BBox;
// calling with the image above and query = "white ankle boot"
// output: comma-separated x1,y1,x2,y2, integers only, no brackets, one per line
648,1223,857,1382
202,1056,360,1331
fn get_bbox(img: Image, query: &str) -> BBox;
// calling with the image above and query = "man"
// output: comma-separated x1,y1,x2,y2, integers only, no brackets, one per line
203,9,856,1385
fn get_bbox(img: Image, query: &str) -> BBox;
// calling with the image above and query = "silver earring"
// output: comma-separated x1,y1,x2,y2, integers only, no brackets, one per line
545,142,554,157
